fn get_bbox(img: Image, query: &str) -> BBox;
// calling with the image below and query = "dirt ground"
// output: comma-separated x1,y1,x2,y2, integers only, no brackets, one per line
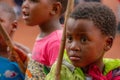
13,18,120,59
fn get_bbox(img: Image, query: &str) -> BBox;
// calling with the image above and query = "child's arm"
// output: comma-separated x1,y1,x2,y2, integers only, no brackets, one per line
8,42,30,70
13,45,29,67
14,42,31,66
14,42,31,54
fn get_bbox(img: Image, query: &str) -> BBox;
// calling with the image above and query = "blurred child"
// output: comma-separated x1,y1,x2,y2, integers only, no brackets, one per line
22,0,68,79
0,2,30,80
46,2,120,80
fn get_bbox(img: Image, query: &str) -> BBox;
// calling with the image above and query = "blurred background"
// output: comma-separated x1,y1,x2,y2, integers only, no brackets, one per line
1,0,120,58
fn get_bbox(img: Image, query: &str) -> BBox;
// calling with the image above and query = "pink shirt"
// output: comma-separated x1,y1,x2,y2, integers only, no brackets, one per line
32,30,62,67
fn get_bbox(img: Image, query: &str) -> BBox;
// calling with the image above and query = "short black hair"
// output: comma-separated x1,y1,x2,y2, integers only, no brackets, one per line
0,2,16,22
70,2,117,38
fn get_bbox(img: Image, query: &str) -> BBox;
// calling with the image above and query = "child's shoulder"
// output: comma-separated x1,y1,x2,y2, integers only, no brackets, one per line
103,58,120,75
37,30,62,41
0,57,21,71
47,30,62,41
49,30,62,40
45,60,84,80
37,30,62,45
103,58,120,68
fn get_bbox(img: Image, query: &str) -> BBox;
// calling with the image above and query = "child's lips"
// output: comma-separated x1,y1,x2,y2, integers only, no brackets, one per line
22,14,29,20
69,56,81,61
22,15,29,20
22,10,30,20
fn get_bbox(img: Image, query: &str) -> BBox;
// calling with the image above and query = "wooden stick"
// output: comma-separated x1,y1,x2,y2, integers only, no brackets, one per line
55,0,74,80
0,23,25,74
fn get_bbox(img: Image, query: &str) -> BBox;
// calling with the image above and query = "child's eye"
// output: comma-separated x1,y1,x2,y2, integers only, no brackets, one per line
80,36,88,43
66,36,73,43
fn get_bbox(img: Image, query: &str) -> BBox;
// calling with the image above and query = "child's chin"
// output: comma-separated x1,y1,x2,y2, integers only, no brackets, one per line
24,22,35,26
72,62,80,67
72,62,85,68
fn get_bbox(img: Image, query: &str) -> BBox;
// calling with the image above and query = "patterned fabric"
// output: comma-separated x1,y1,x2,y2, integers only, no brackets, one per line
0,57,24,80
25,58,46,80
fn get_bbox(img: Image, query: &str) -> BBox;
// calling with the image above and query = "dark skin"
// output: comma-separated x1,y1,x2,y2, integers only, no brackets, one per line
22,0,62,38
39,17,62,37
66,18,113,73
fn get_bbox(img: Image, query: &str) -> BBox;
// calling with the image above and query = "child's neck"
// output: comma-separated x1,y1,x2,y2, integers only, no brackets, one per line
39,20,62,37
82,59,104,74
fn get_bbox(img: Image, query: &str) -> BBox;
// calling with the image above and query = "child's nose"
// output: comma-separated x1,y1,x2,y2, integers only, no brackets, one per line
70,41,80,51
22,0,29,9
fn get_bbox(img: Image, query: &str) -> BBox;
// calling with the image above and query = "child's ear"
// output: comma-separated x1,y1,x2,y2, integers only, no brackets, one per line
10,20,18,38
12,20,18,31
50,2,62,15
104,36,113,51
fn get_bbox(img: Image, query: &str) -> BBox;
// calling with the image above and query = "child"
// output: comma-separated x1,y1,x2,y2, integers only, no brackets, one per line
46,2,120,80
22,0,68,79
0,2,29,80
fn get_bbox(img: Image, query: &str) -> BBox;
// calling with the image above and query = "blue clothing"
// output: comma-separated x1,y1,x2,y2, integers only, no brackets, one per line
0,57,24,80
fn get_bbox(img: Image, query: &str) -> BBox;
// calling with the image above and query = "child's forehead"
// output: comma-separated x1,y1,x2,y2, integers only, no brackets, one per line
46,0,55,3
0,7,10,16
66,18,101,33
0,10,10,19
67,18,95,27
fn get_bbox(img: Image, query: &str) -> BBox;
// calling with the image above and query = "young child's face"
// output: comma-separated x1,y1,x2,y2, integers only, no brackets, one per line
22,0,53,26
0,12,12,36
66,18,107,68
0,9,15,47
